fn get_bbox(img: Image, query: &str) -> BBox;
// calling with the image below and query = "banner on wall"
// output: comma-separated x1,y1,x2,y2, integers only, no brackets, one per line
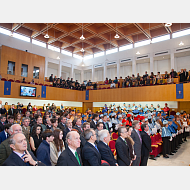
85,90,89,100
4,81,11,95
176,83,183,99
41,86,46,98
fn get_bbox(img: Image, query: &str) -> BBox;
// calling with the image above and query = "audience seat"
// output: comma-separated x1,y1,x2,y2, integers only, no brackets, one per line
149,135,159,157
108,140,116,153
111,132,118,141
1,78,7,81
8,79,14,82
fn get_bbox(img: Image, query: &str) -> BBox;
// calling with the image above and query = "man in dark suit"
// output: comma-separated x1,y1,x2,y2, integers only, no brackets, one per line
90,113,99,130
115,127,130,166
63,119,72,144
170,69,178,78
80,122,90,150
102,115,111,132
140,124,152,166
97,129,118,166
0,124,31,165
0,115,6,132
82,128,102,166
2,133,45,166
131,120,142,166
73,118,83,135
0,124,11,144
8,105,14,116
57,131,82,166
183,68,188,81
58,116,67,132
49,74,53,82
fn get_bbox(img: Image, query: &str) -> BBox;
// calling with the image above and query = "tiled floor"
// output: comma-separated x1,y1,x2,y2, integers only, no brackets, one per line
147,136,190,166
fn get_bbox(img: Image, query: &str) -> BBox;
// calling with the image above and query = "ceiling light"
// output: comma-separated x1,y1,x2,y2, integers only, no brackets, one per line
136,51,140,55
114,34,120,38
80,34,85,40
82,64,84,66
165,23,172,27
80,48,85,52
44,34,49,38
9,31,13,37
57,56,60,59
179,41,184,46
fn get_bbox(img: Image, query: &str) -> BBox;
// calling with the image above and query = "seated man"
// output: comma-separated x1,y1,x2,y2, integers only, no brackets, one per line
36,129,54,166
2,133,45,166
0,124,11,144
97,129,118,166
110,81,116,88
82,128,102,166
56,131,82,166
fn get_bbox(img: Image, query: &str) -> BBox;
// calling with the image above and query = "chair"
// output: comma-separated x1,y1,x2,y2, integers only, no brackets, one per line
111,132,118,141
35,83,38,85
22,108,27,115
8,79,14,82
15,80,21,83
1,78,7,81
39,83,43,86
149,135,159,158
108,140,116,153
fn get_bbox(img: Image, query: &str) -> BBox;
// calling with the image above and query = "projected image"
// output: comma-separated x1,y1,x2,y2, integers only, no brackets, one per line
20,86,36,97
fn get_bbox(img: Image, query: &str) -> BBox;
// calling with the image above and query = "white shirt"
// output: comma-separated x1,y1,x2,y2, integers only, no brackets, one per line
88,141,96,148
13,151,25,160
68,146,76,156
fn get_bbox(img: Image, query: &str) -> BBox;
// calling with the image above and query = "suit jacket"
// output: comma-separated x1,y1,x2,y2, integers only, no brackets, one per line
63,127,71,144
72,125,83,135
140,131,152,157
103,122,111,132
0,122,4,132
0,131,7,144
58,123,66,132
82,141,101,166
56,147,82,166
131,129,142,157
97,141,117,166
90,120,96,130
183,71,188,81
8,108,14,116
115,136,130,166
2,151,45,166
0,137,31,166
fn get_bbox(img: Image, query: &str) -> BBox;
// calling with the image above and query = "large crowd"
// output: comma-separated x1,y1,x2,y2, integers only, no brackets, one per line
0,101,189,166
48,68,190,90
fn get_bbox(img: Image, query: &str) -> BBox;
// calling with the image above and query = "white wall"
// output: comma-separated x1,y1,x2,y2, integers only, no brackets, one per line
94,69,103,81
120,65,132,77
0,97,82,107
136,62,150,76
107,67,117,80
176,55,190,72
84,71,92,81
154,59,171,74
47,68,58,77
74,73,81,83
93,101,178,108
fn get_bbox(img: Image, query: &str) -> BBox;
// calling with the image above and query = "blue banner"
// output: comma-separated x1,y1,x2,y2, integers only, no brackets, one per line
4,81,11,95
85,90,89,100
41,86,46,98
176,83,183,99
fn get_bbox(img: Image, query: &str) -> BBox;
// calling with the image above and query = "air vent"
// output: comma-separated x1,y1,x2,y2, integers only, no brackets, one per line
107,61,116,66
155,51,168,56
176,47,190,52
136,55,148,59
120,59,131,63
94,64,103,68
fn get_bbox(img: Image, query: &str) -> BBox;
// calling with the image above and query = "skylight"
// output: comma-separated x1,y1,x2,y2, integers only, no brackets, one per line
73,54,82,59
32,39,46,48
106,48,118,55
48,45,60,52
151,34,170,43
61,49,72,57
13,33,30,42
0,27,11,35
84,55,93,60
134,39,150,48
94,51,104,58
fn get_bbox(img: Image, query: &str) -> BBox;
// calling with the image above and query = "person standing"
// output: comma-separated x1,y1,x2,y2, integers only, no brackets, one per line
131,120,142,166
140,124,152,166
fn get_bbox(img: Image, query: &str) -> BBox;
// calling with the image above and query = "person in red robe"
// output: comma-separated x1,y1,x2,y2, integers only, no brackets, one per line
163,103,170,116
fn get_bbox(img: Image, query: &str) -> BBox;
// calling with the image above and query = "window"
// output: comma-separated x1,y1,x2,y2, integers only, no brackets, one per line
73,54,82,59
119,44,133,51
84,55,93,60
0,27,11,36
21,64,28,77
33,66,39,79
94,51,104,58
7,61,15,75
32,39,46,48
106,48,118,55
172,28,190,38
48,45,60,52
61,50,72,57
13,33,30,42
151,34,170,43
134,39,150,48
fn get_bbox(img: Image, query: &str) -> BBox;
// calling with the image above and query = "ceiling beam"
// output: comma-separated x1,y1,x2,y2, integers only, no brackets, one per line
162,23,172,33
133,23,151,39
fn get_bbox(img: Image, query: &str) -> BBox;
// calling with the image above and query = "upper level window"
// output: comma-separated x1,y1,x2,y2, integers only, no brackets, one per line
13,33,30,42
84,55,93,60
94,51,104,58
119,44,133,51
73,54,82,59
151,34,170,43
134,39,150,48
61,49,72,57
7,61,15,75
0,27,11,35
33,66,39,79
106,48,118,55
32,39,46,48
21,64,28,77
172,28,190,38
48,45,60,52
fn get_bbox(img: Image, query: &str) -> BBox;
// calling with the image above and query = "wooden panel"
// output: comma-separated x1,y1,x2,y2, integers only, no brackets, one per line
83,102,93,113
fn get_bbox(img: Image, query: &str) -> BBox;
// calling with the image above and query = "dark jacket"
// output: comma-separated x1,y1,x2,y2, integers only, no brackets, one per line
140,131,152,157
56,147,82,166
0,131,8,144
131,129,142,157
36,140,51,166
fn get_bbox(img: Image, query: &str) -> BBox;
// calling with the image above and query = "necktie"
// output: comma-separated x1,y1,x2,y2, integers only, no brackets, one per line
94,144,99,152
137,131,142,143
75,151,81,166
124,139,127,145
21,153,30,166
105,123,108,130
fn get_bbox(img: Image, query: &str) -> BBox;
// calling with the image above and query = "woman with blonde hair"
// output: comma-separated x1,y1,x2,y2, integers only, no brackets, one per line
50,128,65,166
14,113,22,125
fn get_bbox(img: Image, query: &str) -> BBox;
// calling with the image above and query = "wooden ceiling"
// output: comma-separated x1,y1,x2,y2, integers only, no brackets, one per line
0,23,190,57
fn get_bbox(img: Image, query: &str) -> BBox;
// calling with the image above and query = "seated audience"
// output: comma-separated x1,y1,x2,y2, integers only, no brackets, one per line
0,124,11,144
170,69,177,78
167,74,174,84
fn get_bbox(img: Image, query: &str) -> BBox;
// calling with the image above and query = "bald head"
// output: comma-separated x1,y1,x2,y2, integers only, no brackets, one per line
9,124,22,135
66,131,81,151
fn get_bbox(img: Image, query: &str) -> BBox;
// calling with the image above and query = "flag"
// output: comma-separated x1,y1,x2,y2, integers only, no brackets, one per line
85,90,89,100
4,81,11,95
41,86,46,98
176,83,183,99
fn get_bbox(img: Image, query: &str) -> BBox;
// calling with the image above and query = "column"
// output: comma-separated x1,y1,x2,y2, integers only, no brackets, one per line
104,62,107,80
149,53,154,73
92,65,94,82
117,61,120,78
132,57,136,75
81,69,84,83
44,57,48,79
58,61,61,78
170,49,175,70
71,64,74,79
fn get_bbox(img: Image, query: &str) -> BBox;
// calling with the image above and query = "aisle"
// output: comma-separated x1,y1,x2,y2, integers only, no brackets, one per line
147,136,190,166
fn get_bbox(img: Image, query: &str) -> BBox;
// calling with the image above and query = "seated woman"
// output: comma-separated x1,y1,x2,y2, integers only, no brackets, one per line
50,118,58,131
146,76,150,86
167,74,174,84
104,77,108,84
50,128,65,166
14,113,22,125
30,124,43,156
159,75,164,85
